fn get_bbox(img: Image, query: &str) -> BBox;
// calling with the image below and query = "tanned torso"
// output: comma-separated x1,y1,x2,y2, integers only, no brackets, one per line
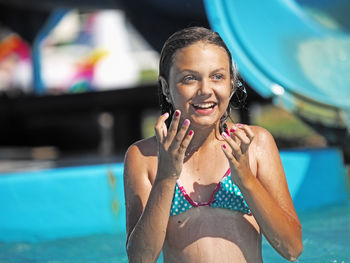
136,128,263,263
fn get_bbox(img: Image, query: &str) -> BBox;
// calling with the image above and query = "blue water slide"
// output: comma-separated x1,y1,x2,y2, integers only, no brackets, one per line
204,0,350,129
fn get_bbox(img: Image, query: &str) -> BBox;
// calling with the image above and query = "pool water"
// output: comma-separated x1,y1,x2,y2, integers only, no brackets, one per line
1,199,349,263
263,199,350,262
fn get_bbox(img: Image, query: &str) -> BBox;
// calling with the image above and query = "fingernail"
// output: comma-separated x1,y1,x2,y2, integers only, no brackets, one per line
188,130,194,136
222,144,226,149
175,110,180,117
225,128,229,135
184,119,190,126
222,132,228,138
230,128,235,133
237,123,243,127
163,112,169,118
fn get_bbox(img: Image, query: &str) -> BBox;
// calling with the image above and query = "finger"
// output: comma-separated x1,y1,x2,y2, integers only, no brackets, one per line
165,110,181,145
233,129,250,144
154,112,169,143
224,127,230,136
221,143,239,166
229,127,241,146
170,119,191,151
178,128,194,156
239,124,255,142
222,132,241,160
235,124,253,153
233,132,250,154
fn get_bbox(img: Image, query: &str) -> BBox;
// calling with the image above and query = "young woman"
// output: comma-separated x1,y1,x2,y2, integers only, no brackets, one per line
124,27,302,263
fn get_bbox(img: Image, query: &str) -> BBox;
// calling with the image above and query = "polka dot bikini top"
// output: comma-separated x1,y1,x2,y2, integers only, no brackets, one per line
170,169,252,216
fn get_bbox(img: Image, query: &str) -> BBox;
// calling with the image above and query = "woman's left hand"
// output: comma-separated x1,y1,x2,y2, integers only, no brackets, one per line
221,124,255,186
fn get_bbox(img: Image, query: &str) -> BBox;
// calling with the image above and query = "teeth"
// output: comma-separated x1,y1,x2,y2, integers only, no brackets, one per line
193,103,216,109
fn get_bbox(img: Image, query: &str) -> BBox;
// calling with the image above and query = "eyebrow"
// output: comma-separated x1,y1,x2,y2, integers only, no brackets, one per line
177,67,227,74
210,68,227,74
177,69,197,74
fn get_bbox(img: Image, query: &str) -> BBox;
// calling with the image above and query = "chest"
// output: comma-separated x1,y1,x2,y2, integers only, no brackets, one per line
178,152,257,203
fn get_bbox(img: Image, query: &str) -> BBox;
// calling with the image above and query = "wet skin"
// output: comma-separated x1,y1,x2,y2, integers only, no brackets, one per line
124,41,302,263
164,42,233,131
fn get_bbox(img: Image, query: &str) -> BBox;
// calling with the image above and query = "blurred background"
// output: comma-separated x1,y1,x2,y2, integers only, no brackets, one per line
1,0,349,170
0,0,349,262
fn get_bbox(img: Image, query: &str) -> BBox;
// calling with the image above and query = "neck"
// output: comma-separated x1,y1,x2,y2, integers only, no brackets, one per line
185,122,222,158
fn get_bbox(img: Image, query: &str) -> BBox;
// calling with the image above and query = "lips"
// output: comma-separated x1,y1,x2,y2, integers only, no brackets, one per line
192,102,217,109
191,102,217,115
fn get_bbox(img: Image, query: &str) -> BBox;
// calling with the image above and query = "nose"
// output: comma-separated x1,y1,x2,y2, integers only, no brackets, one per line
198,79,212,95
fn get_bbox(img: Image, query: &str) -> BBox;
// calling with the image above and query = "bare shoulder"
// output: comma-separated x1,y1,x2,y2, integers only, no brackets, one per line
248,125,277,153
248,125,285,180
244,125,283,177
125,136,158,161
124,136,158,183
249,125,274,141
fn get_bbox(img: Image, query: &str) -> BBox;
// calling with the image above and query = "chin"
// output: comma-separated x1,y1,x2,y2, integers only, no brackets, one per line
190,116,221,129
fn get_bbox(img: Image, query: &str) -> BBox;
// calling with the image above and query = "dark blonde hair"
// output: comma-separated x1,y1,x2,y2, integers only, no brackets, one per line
158,26,245,132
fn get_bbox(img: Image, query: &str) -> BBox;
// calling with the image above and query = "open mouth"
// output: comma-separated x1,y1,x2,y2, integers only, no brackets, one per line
192,102,217,110
191,102,217,115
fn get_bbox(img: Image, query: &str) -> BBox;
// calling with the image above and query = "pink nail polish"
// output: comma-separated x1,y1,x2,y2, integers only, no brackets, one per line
175,110,180,117
230,128,235,133
237,123,243,127
222,132,228,138
184,119,190,126
188,130,194,136
163,112,169,118
222,144,226,149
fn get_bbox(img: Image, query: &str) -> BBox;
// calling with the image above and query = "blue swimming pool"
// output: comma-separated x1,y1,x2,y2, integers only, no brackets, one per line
0,148,349,262
263,199,350,262
0,198,349,263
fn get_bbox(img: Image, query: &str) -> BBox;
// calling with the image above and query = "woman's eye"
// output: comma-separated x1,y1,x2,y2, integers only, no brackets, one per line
182,75,196,83
212,74,224,81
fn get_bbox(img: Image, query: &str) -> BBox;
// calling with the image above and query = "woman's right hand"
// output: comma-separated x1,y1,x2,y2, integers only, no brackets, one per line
154,110,194,180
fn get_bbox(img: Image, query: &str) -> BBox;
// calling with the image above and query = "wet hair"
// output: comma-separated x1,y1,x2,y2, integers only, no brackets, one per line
158,26,246,132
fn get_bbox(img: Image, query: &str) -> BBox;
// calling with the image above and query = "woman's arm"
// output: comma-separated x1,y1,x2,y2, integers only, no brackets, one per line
221,125,303,261
124,145,177,262
124,111,193,263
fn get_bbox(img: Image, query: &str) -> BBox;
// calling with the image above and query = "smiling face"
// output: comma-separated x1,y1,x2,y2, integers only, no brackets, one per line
164,41,233,129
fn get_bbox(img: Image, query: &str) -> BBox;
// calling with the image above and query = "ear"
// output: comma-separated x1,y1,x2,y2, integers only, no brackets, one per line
159,76,172,103
229,80,236,99
159,76,170,97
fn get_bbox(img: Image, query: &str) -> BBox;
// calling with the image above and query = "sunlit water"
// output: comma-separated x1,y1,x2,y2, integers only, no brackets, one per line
1,199,349,263
262,199,350,262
